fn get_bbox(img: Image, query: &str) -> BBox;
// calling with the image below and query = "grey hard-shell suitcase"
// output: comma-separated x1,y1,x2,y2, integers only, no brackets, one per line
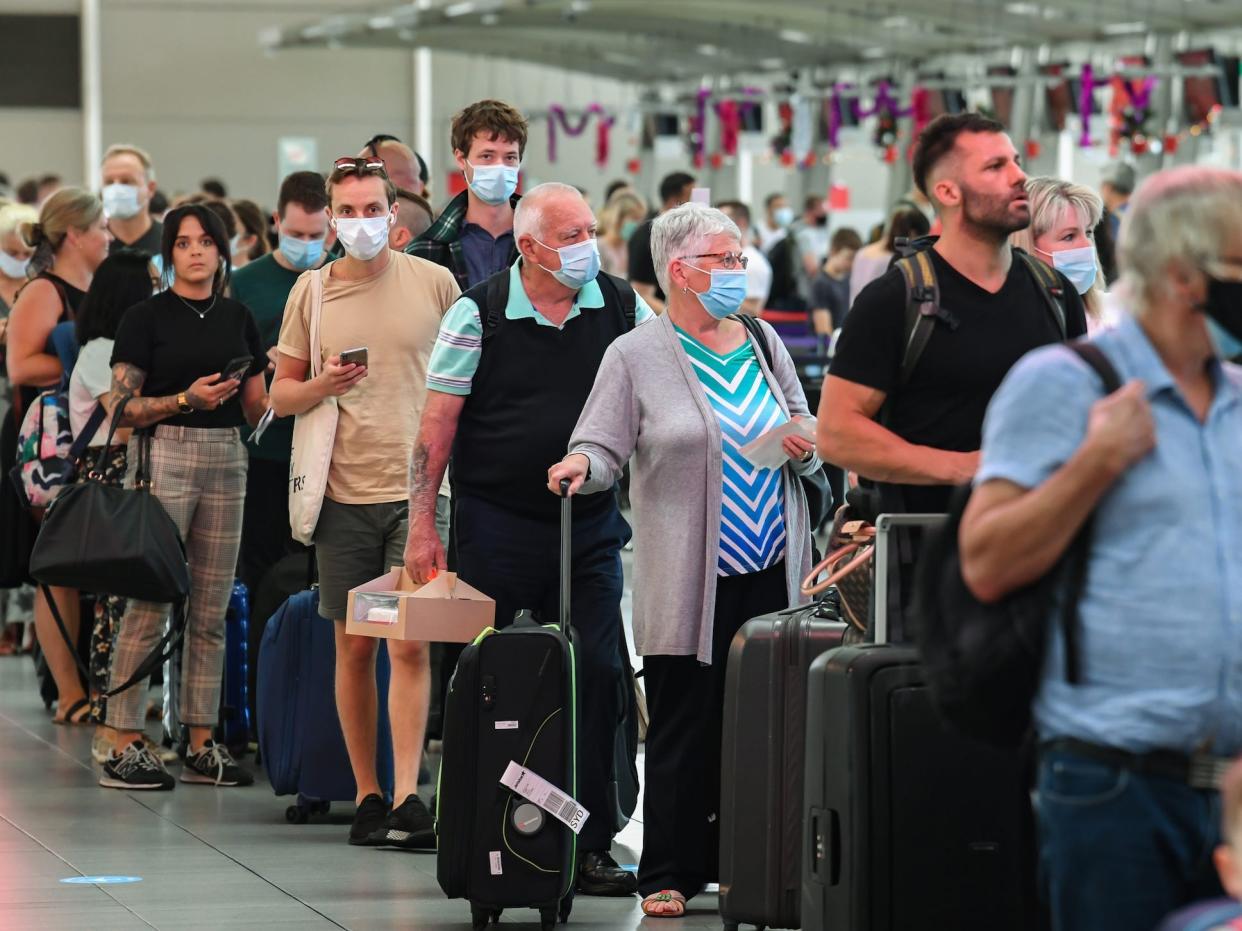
719,597,847,930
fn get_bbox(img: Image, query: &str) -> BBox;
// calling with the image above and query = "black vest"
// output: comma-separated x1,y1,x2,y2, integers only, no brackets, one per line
452,269,635,522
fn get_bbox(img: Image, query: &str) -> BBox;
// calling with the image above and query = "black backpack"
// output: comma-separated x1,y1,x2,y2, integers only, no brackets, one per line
910,341,1122,748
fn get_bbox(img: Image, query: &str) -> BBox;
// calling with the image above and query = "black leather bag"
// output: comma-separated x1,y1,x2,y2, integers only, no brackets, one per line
30,400,191,695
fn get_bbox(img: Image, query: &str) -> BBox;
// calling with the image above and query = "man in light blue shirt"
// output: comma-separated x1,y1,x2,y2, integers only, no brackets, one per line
961,165,1242,931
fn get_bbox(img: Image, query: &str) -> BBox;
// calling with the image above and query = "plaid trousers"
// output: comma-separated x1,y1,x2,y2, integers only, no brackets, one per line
107,426,247,732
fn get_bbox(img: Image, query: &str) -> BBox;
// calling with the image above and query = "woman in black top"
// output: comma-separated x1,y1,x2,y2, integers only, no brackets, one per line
6,188,109,725
101,203,267,791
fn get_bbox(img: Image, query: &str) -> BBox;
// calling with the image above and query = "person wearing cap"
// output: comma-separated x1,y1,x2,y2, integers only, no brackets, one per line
1100,161,1136,240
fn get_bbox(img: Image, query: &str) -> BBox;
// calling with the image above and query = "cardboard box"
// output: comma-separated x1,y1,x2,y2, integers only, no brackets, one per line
346,567,495,642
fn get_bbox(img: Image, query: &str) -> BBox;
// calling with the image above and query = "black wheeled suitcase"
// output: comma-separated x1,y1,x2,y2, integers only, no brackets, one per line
719,597,847,931
802,514,1031,931
436,481,579,931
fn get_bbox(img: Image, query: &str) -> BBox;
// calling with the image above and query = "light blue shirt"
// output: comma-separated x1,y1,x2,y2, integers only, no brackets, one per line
977,313,1242,755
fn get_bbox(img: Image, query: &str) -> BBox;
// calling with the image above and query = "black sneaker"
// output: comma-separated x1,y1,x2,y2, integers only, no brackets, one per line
349,794,390,846
368,793,436,849
181,740,254,786
99,739,175,791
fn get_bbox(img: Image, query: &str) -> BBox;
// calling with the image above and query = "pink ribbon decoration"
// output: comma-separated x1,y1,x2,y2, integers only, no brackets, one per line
547,104,615,166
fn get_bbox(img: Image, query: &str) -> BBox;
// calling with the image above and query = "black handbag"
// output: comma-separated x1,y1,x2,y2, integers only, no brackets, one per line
30,399,192,695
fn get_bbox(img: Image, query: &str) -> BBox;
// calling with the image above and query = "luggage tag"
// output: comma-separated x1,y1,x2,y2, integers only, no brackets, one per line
499,761,589,834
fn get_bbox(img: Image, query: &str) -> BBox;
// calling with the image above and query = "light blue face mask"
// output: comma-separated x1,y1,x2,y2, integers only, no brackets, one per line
773,206,795,228
1040,244,1098,295
1208,316,1242,361
536,236,600,290
468,162,520,206
686,265,749,319
280,234,325,270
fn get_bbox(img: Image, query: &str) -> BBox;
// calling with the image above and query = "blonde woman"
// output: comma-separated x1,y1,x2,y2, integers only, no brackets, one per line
597,188,648,277
0,202,38,312
1010,177,1111,331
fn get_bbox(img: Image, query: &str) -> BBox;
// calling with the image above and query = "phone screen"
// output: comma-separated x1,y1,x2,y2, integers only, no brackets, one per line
222,355,253,382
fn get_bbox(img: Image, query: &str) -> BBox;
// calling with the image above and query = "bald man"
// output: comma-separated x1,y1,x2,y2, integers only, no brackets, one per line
360,137,426,197
407,182,652,897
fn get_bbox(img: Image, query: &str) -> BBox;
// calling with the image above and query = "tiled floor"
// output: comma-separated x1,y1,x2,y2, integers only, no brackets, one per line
0,571,727,930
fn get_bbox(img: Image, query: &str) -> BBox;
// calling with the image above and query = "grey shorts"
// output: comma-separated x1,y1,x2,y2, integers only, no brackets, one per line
314,494,450,620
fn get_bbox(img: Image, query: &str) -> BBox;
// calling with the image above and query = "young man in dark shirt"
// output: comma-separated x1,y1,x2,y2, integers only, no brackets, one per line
819,112,1087,518
626,171,695,314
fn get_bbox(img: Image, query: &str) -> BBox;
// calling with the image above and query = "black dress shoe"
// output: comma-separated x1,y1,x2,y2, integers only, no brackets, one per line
576,850,638,896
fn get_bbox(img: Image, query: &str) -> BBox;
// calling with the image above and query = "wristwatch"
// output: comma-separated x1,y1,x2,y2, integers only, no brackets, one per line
176,392,193,414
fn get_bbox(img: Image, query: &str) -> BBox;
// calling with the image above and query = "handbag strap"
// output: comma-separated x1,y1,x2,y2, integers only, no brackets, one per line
308,267,326,378
67,402,108,466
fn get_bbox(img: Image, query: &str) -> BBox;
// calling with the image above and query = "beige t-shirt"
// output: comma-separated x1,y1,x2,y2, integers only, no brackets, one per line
278,252,460,504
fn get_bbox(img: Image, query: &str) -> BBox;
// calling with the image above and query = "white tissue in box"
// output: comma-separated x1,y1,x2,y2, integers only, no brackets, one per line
365,606,399,625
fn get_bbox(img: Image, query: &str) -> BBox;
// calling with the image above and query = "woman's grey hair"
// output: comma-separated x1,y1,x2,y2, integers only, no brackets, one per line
512,181,586,242
651,202,741,295
1118,165,1242,310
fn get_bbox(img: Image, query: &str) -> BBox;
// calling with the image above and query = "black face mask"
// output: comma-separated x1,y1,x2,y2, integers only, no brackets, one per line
1200,272,1242,342
814,214,828,228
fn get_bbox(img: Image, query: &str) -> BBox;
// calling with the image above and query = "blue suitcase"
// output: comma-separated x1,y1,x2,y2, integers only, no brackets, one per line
257,588,393,823
219,580,251,753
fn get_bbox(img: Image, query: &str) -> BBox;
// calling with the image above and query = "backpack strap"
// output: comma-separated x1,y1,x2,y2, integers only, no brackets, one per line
596,272,637,331
67,402,109,466
1014,248,1068,338
479,269,511,342
893,251,949,390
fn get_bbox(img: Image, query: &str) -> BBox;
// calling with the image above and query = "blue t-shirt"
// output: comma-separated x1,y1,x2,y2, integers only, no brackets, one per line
459,223,515,289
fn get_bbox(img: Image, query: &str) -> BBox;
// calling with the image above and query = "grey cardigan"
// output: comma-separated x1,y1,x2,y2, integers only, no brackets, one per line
569,313,822,664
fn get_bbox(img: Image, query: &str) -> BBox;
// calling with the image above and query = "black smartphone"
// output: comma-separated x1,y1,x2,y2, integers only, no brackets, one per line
221,355,253,382
339,346,368,368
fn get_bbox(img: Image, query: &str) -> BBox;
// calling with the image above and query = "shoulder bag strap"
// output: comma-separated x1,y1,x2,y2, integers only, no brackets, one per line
308,267,325,378
732,313,773,370
67,402,109,466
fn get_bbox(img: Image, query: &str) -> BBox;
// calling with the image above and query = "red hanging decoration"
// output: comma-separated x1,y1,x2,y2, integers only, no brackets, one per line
709,152,724,170
1130,135,1149,156
626,157,641,175
1163,133,1179,155
801,152,817,169
693,150,705,169
779,150,796,168
1025,139,1042,160
882,144,898,164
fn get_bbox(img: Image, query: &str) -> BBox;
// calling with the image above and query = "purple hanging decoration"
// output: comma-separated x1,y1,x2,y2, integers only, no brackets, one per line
547,103,616,165
1078,64,1095,147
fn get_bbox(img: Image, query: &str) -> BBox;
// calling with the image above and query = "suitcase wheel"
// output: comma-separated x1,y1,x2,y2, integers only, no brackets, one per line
470,904,500,929
722,923,739,931
558,895,573,924
539,905,557,930
285,805,308,824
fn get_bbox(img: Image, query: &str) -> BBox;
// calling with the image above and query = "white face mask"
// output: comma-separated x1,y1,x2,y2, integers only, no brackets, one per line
102,183,143,220
333,214,392,261
0,250,30,279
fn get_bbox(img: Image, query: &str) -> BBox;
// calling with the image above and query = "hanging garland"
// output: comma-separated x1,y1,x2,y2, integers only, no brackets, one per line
547,104,615,167
1109,75,1155,155
825,82,926,151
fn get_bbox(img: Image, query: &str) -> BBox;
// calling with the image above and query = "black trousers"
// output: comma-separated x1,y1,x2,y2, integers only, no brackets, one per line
638,561,788,899
454,492,630,853
236,457,302,597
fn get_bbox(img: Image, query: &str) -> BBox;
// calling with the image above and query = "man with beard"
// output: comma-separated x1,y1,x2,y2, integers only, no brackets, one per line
818,113,1088,528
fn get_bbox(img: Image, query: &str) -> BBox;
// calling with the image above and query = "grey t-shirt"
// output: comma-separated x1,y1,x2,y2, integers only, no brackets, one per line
69,337,113,446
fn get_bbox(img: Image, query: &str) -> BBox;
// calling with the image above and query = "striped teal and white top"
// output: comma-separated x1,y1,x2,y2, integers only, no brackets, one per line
675,326,787,576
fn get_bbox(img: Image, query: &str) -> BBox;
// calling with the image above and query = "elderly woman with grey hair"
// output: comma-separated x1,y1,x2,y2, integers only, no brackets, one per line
547,202,822,918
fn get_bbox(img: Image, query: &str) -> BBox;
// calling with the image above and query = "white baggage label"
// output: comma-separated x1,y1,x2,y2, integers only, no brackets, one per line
489,851,503,875
499,761,589,834
494,721,519,730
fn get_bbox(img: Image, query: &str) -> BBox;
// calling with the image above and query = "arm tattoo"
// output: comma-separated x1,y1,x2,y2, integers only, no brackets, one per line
108,362,180,428
408,441,439,518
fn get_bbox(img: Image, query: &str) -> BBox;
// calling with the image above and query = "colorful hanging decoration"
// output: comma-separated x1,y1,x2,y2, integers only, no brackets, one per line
547,104,615,167
1109,75,1156,156
826,82,921,151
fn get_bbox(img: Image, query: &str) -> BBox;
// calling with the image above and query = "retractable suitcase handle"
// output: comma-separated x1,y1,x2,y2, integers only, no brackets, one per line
872,513,946,646
559,479,572,635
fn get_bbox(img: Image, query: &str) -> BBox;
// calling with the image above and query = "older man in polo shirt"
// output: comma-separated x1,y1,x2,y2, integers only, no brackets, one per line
405,182,652,897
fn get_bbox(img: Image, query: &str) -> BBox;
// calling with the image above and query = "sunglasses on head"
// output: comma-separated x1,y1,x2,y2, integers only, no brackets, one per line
333,157,387,175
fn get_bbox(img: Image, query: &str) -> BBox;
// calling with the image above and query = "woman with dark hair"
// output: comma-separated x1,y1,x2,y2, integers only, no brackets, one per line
7,188,109,724
848,207,932,306
229,198,271,269
100,203,268,790
68,252,157,756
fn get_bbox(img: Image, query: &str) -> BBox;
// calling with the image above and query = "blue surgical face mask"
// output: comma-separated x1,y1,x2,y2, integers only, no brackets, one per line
0,249,30,279
773,206,794,227
686,265,749,319
1207,316,1242,361
468,162,519,206
535,236,600,290
620,220,640,242
102,183,142,220
1039,244,1098,295
280,234,325,270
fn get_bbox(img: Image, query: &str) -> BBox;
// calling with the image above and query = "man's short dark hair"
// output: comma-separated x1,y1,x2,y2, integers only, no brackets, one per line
715,200,751,226
659,171,696,206
911,112,1007,198
278,170,329,217
149,189,168,215
201,177,228,198
325,162,396,208
829,227,864,253
764,192,786,209
451,99,529,159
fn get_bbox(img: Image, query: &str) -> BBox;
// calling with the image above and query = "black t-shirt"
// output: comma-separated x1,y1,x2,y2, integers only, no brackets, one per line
626,219,665,302
829,247,1087,513
109,219,163,258
111,290,266,428
810,272,851,325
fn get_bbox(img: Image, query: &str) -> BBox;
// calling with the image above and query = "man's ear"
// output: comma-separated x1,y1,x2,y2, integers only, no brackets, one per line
390,228,412,251
932,177,960,210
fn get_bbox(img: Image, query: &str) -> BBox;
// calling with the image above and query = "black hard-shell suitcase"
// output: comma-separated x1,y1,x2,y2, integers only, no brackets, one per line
801,514,1030,931
719,597,847,930
436,481,578,930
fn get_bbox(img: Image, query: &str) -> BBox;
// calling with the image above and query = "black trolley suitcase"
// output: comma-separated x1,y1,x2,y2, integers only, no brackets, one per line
802,513,1031,931
719,596,847,930
436,480,579,930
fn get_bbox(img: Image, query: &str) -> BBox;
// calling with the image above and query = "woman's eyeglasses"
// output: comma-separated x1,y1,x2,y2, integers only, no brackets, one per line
679,252,749,270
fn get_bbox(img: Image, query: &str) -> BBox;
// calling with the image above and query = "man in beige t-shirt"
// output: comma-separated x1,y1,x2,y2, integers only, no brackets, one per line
271,158,459,851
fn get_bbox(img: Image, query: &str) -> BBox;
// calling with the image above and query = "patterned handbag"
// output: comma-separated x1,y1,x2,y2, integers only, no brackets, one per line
8,389,106,511
800,505,876,635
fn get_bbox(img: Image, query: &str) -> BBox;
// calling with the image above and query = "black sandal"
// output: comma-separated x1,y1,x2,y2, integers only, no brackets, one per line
53,697,93,725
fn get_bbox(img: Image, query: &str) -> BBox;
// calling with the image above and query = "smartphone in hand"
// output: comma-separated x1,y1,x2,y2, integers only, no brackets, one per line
221,355,253,383
339,347,368,368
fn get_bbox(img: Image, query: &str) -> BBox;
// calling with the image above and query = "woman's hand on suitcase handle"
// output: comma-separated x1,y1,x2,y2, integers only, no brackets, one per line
547,454,589,496
404,520,446,585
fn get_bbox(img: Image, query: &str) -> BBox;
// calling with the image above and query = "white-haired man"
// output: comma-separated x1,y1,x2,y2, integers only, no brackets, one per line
101,143,161,256
405,182,652,897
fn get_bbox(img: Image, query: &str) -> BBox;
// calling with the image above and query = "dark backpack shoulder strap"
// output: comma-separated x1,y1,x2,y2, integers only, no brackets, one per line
1065,341,1122,394
478,270,510,342
732,313,774,370
1014,248,1068,338
68,402,109,464
597,272,637,330
894,252,939,389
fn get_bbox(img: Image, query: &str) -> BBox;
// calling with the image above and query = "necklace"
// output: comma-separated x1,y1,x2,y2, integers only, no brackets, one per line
174,292,217,319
